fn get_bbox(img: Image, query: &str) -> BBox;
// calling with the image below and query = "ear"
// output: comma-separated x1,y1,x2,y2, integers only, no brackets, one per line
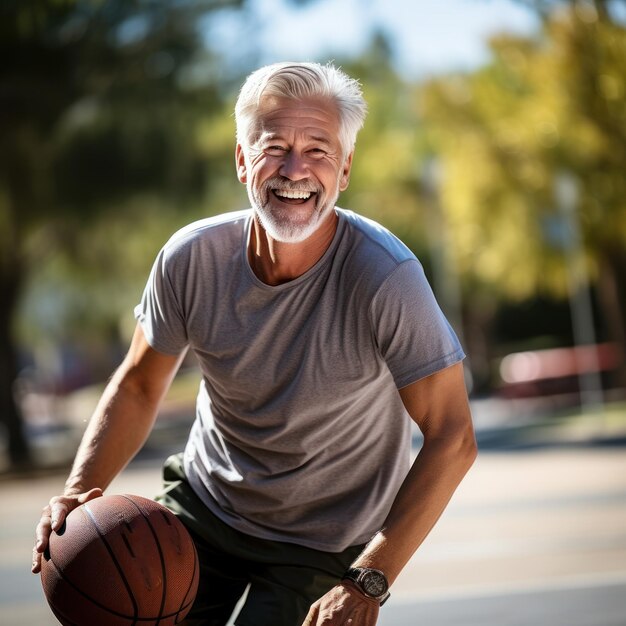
339,151,354,192
235,144,247,184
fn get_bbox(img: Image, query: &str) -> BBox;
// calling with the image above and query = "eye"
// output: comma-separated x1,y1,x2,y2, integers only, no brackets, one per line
308,148,327,158
264,145,287,155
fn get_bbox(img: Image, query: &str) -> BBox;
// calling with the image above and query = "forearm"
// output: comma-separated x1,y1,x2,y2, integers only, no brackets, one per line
64,369,163,496
351,427,477,584
32,328,183,575
302,426,476,626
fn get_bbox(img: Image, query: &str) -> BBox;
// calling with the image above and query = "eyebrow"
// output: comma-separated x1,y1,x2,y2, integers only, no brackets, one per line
258,131,333,146
309,135,333,146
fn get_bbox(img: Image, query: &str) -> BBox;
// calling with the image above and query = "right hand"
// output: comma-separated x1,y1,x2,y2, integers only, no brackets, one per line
32,488,103,574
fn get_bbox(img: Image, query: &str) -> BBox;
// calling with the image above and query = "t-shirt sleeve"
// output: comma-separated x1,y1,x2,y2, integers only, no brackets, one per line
369,259,465,389
134,246,189,356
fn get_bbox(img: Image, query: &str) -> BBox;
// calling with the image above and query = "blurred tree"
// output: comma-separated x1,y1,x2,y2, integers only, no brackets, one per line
420,1,626,387
341,31,431,252
333,33,484,388
513,0,623,23
0,0,249,468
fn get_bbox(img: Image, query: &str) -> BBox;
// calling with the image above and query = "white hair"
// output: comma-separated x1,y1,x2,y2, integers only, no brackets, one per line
234,61,368,156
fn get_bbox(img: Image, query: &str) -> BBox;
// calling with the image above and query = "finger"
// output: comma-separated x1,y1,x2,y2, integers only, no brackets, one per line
78,487,103,504
33,488,104,574
52,488,103,530
49,500,70,532
32,545,43,574
34,506,53,553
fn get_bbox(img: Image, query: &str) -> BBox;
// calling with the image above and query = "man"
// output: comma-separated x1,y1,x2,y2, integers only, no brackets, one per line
33,62,477,626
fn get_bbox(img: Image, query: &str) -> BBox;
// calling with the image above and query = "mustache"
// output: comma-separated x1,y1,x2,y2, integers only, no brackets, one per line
261,176,322,195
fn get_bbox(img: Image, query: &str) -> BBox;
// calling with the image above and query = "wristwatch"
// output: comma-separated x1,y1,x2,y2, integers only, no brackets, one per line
342,567,390,605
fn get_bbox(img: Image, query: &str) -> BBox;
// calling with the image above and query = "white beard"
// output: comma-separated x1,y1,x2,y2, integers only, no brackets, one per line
248,176,340,243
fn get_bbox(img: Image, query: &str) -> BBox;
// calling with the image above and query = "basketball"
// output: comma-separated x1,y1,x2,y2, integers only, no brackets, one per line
40,493,199,625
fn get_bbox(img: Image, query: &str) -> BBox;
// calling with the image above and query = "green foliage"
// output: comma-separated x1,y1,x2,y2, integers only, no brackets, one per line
338,32,433,259
419,5,626,308
0,0,246,346
0,0,251,463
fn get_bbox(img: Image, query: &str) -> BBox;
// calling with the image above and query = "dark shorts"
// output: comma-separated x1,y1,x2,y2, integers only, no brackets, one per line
155,454,364,626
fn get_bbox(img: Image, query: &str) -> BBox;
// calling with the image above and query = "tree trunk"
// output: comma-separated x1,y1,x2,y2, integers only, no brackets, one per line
591,0,610,21
596,249,626,389
0,261,31,469
463,297,498,395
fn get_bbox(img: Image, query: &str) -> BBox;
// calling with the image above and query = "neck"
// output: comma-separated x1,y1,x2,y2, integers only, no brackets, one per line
248,210,339,285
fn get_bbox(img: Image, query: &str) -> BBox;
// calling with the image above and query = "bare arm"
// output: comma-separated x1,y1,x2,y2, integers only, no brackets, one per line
302,362,477,625
351,361,477,580
32,323,185,572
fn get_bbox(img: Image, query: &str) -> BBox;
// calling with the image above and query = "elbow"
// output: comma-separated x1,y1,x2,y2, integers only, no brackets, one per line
424,421,478,473
456,420,478,472
453,401,479,470
462,427,478,470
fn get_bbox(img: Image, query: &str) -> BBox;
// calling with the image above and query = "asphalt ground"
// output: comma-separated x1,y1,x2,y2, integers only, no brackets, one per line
2,442,625,625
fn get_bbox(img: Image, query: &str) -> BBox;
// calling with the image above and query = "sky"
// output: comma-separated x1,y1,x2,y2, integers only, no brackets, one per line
206,0,542,79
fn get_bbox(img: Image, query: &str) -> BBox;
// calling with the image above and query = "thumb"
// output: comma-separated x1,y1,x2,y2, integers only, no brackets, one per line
77,488,103,505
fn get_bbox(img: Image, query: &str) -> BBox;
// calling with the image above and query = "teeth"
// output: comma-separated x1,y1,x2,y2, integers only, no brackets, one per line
275,189,312,200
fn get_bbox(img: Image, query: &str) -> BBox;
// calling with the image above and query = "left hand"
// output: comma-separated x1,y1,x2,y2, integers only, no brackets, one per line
301,582,380,626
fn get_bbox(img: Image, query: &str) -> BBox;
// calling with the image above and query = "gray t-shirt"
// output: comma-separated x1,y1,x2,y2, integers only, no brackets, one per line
135,208,464,551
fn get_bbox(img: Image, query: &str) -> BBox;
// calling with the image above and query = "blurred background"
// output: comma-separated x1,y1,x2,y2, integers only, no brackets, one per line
1,0,625,624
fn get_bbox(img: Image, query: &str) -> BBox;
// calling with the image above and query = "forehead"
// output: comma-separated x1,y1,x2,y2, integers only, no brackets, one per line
254,96,341,142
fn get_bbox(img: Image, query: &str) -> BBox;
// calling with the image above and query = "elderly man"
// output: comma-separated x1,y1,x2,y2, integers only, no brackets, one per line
33,62,477,626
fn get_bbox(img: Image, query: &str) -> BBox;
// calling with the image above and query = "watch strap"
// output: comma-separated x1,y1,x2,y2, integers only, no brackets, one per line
342,567,391,605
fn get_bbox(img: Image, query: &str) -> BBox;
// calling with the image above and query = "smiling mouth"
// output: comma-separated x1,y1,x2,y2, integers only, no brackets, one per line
272,189,316,204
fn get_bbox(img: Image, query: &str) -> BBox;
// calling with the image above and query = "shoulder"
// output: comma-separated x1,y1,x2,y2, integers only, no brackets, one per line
161,209,251,261
336,209,421,291
338,208,417,267
333,209,427,311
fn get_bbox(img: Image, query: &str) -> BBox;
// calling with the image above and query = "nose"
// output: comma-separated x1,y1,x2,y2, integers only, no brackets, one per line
278,151,309,181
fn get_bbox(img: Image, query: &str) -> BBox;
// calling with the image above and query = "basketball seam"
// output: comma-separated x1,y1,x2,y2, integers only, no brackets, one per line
43,558,81,626
83,501,140,626
44,570,197,623
45,548,188,621
122,495,168,626
44,497,197,624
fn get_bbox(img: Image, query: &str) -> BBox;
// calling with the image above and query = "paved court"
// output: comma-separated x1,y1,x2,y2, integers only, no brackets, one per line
2,446,625,625
378,580,626,626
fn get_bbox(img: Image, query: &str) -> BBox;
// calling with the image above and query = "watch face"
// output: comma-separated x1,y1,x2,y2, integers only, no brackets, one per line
362,570,388,597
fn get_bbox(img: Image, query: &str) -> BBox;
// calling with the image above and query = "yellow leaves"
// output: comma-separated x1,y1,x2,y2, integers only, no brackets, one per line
415,6,626,303
574,2,599,25
356,129,415,187
436,75,473,108
440,146,543,299
598,73,624,101
196,109,236,158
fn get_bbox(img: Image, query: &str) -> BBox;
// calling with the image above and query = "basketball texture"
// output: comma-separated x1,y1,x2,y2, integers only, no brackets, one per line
40,493,199,626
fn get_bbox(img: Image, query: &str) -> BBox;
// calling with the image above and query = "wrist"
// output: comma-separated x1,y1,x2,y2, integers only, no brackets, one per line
342,567,391,605
63,481,89,496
